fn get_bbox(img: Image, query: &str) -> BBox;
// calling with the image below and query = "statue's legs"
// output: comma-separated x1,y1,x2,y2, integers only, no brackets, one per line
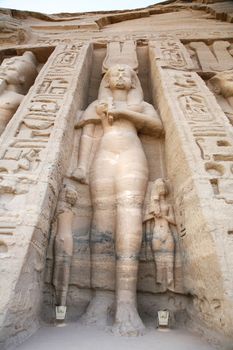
82,152,116,326
112,149,148,336
152,230,175,288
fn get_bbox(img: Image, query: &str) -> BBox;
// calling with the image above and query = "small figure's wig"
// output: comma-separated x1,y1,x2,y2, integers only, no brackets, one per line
151,178,168,201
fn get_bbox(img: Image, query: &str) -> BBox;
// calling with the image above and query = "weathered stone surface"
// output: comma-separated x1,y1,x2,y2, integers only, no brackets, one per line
0,0,233,349
0,42,92,349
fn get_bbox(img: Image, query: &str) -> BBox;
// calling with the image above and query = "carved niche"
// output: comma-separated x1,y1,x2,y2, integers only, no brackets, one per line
45,41,182,336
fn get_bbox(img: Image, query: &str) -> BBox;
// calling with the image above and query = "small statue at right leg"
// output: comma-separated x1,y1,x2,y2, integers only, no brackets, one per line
52,183,77,317
144,178,176,290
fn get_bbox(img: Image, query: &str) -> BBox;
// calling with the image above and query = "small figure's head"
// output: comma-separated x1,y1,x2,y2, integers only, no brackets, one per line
65,185,78,206
152,178,168,199
105,64,137,92
0,51,38,94
209,71,233,98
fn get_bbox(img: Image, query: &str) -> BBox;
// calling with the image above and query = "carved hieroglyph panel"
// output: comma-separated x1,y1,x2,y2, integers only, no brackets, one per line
150,40,233,198
150,40,195,70
165,69,233,201
34,28,233,47
150,41,233,338
0,44,84,190
0,42,92,349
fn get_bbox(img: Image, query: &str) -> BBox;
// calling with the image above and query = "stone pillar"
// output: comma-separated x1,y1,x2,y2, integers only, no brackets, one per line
149,39,233,340
0,42,92,349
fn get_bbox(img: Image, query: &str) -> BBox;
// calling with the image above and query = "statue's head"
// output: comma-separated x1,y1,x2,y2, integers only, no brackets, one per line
209,71,233,98
105,65,136,92
98,64,143,104
152,178,168,199
0,51,38,94
64,185,78,206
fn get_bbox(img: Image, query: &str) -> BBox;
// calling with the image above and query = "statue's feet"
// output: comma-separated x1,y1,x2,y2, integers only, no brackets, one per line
112,302,145,336
81,291,114,327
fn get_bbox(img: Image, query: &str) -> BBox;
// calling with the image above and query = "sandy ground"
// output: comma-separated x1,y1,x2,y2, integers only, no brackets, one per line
16,322,215,350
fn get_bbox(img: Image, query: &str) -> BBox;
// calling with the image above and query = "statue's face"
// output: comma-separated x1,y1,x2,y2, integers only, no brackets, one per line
155,179,166,196
213,72,233,98
0,57,22,85
65,188,77,206
108,66,133,91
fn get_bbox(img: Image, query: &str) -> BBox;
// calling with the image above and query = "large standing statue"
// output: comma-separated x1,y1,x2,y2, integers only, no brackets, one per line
0,51,38,135
73,64,163,335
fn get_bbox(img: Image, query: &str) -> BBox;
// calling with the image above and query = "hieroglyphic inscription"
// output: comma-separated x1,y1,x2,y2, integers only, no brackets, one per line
168,70,233,200
35,28,233,47
0,43,90,338
150,40,194,70
0,217,18,254
0,44,84,186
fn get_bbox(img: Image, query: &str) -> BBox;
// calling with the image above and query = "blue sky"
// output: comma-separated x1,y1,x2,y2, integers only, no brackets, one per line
0,0,165,13
0,0,166,13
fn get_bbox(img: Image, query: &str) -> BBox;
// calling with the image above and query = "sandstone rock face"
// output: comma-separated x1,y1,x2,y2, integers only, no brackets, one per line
0,0,233,348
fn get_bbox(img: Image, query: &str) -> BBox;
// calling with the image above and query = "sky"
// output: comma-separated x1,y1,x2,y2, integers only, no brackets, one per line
0,0,165,14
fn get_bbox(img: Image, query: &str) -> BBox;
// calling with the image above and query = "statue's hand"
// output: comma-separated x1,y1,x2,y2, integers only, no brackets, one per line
154,211,162,218
96,101,108,117
71,166,88,184
108,107,121,123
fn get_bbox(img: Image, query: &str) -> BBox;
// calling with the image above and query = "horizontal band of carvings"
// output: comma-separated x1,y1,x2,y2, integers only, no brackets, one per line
29,29,233,47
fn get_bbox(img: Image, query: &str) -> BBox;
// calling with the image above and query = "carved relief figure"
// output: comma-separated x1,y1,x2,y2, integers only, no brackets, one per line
0,51,38,135
144,178,176,290
52,183,78,308
209,70,233,126
73,64,163,335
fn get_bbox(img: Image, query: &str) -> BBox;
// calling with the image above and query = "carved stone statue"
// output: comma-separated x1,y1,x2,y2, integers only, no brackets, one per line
209,70,233,126
52,183,78,309
0,51,38,135
144,178,176,290
73,64,163,335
